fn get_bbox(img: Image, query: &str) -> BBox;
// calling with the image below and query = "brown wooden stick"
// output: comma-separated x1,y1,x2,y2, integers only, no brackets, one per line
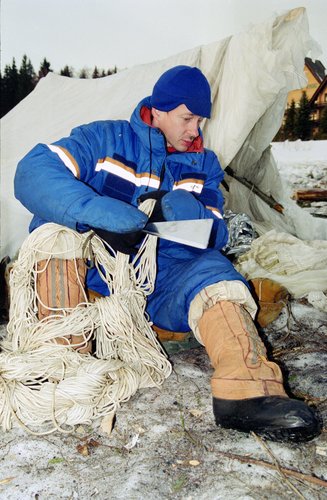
183,427,326,489
224,166,284,213
216,449,327,488
292,188,327,202
251,432,305,499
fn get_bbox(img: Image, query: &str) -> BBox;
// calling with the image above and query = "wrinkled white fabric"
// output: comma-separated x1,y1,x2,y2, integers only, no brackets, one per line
236,230,327,298
1,7,325,263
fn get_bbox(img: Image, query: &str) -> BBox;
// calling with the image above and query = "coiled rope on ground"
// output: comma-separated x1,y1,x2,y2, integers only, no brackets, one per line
0,201,172,434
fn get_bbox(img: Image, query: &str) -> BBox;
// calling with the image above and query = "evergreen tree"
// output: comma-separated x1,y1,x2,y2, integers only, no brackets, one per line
18,54,36,101
38,58,52,79
0,71,4,117
315,106,327,139
92,66,100,79
319,106,327,134
0,58,19,117
60,65,73,77
294,91,312,140
79,68,89,78
107,66,117,76
283,100,296,140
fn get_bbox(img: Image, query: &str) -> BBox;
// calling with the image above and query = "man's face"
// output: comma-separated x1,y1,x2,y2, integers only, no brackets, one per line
152,104,204,152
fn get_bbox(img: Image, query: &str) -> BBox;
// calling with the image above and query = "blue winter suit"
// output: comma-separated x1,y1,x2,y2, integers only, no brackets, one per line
14,97,247,332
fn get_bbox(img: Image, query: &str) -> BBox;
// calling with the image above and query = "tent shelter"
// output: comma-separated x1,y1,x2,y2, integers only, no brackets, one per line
1,6,326,263
0,7,327,437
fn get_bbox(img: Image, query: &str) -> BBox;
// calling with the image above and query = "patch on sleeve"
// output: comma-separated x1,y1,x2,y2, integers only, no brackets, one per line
173,173,206,194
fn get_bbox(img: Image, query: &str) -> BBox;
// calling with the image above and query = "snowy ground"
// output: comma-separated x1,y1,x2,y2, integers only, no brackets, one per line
272,140,327,217
1,303,326,500
1,141,327,499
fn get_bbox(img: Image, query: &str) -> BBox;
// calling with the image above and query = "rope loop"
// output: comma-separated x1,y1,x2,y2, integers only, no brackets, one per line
0,205,171,435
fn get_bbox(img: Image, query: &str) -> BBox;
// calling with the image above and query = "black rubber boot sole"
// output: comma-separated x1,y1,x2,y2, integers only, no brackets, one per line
213,396,321,442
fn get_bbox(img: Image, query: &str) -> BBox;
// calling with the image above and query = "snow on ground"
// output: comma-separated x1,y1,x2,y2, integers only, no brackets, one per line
272,140,327,217
1,304,326,500
1,141,327,499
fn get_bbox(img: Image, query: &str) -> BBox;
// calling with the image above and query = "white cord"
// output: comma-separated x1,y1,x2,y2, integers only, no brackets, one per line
0,201,171,434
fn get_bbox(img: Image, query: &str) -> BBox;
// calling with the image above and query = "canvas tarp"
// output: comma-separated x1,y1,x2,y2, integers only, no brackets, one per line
1,7,326,261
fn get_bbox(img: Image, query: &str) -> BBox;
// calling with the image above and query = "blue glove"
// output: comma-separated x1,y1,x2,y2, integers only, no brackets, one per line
161,190,206,221
68,195,148,233
139,189,228,250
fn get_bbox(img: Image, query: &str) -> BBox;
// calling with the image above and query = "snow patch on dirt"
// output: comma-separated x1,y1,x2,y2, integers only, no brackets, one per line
1,300,326,500
272,140,327,217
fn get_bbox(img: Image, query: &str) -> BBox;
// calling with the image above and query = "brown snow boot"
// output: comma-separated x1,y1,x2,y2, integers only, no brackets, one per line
36,258,92,354
249,278,289,328
198,301,321,442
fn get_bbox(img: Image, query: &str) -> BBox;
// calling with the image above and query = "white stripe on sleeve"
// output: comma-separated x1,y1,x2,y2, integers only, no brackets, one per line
47,145,79,177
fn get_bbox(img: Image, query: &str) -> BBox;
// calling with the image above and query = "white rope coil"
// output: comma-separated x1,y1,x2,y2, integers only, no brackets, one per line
0,203,171,434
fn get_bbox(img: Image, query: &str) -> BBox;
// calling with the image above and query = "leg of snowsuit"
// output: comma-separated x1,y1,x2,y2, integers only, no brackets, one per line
146,246,248,332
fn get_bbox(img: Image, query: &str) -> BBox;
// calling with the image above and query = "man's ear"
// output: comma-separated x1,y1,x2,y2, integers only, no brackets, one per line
151,107,162,125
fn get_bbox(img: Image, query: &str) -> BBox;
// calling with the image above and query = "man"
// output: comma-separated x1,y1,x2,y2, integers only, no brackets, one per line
14,65,320,442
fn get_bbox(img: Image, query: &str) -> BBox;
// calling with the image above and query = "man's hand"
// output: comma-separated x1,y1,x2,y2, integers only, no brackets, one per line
161,190,205,221
138,190,168,222
90,198,149,254
138,189,205,222
92,226,145,255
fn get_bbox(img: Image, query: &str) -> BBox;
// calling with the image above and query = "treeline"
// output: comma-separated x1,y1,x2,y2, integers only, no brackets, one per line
2,56,327,141
275,91,327,141
0,55,118,118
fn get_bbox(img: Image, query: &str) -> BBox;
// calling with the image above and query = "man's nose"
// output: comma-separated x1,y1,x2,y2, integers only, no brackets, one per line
188,122,199,138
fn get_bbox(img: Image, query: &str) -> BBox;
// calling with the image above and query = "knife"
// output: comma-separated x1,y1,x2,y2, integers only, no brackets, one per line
142,219,213,249
92,218,213,252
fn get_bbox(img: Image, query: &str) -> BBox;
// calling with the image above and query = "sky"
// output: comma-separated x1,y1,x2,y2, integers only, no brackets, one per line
1,0,326,75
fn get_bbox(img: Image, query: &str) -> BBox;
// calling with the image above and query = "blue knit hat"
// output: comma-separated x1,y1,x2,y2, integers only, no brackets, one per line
150,65,212,118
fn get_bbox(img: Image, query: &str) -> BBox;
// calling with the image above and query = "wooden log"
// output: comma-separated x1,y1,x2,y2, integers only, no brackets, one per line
292,188,327,202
